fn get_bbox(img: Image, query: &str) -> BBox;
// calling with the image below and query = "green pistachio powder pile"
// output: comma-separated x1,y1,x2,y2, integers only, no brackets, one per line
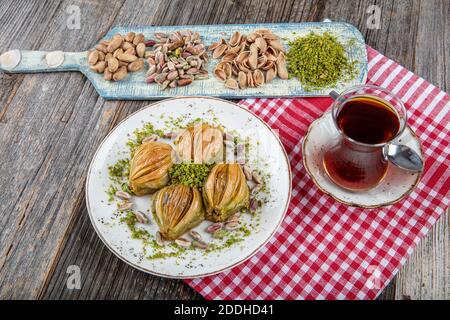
286,32,357,90
169,162,213,188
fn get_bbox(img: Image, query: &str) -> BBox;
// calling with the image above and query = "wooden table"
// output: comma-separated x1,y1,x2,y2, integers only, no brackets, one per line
0,0,448,300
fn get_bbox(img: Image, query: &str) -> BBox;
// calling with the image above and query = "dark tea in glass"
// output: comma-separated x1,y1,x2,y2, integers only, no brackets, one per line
323,86,406,191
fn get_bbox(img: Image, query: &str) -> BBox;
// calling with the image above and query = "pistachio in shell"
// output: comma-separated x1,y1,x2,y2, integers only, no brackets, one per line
202,163,250,222
129,141,175,195
152,184,205,240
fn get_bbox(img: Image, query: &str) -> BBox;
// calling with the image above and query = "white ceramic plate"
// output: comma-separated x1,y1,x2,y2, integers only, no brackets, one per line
86,97,292,278
302,111,423,208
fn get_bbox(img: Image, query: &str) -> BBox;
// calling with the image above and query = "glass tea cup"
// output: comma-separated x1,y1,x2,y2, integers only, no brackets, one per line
323,85,407,191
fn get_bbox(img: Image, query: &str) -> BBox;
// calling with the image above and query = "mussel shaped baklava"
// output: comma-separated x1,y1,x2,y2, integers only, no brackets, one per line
174,123,224,164
129,141,174,195
152,184,205,240
202,163,250,222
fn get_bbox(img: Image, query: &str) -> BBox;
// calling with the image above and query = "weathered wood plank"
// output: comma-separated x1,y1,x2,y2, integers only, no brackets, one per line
0,0,447,300
0,0,130,298
386,0,449,300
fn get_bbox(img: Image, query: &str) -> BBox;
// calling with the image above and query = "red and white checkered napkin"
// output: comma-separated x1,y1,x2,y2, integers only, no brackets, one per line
186,47,450,299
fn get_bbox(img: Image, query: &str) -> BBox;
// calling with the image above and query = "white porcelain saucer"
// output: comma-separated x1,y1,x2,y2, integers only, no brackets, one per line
302,111,423,208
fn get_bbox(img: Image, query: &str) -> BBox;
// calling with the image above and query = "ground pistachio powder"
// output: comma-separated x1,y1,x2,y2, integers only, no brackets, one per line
169,162,213,188
286,32,357,90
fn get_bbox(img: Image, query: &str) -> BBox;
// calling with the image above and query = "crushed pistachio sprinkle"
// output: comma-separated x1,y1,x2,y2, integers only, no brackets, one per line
169,162,213,188
286,32,357,90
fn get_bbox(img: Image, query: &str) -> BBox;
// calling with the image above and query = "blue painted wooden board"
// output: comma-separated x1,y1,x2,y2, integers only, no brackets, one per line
0,22,367,100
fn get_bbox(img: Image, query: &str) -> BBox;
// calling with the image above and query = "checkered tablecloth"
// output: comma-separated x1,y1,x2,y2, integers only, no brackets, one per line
185,46,450,299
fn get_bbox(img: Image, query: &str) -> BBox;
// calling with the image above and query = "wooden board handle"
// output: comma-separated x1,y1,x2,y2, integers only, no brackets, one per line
0,50,86,73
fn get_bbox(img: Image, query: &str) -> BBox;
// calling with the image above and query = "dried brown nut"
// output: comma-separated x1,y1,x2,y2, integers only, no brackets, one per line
125,32,135,43
177,78,193,86
133,33,145,45
107,56,119,73
115,190,131,200
128,59,144,72
252,171,262,184
159,80,170,90
242,165,253,180
224,221,240,231
113,48,123,58
192,240,208,249
214,68,227,81
189,230,203,241
96,44,108,53
223,52,237,62
265,67,276,82
175,238,191,248
145,30,208,90
238,71,247,89
117,53,138,63
276,52,288,79
224,78,239,90
104,69,113,81
167,70,178,81
227,213,240,224
122,41,134,50
155,231,164,246
208,39,224,51
142,134,159,143
113,66,128,81
146,73,157,83
253,69,265,87
247,71,254,87
107,34,123,53
211,29,285,90
90,61,106,73
206,222,223,233
251,183,262,194
124,47,136,56
134,211,148,224
248,47,258,70
88,50,99,65
229,31,242,47
268,39,284,51
255,37,267,53
212,43,227,59
136,43,145,58
97,51,106,61
119,61,129,67
118,201,133,211
163,132,178,139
